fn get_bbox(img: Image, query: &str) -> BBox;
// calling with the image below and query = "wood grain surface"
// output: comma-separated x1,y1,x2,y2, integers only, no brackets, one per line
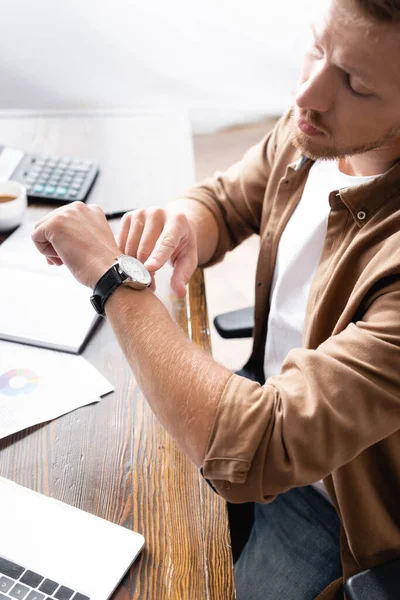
0,112,235,600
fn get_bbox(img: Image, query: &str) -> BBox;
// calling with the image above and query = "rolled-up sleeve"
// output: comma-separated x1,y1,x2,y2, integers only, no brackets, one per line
202,284,400,503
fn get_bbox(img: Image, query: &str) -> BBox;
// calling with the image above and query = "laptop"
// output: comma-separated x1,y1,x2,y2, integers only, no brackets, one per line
0,477,144,600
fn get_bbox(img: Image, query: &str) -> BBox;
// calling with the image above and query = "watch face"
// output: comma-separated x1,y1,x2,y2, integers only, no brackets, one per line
119,255,152,287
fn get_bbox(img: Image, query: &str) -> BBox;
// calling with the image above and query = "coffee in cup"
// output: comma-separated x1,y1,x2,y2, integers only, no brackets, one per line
0,195,18,203
0,181,27,232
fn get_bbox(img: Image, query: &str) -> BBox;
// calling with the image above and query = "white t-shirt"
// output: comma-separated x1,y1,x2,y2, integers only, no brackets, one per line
263,159,377,503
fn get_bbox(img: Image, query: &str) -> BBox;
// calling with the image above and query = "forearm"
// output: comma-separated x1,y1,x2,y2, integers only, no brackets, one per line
167,198,219,266
105,285,233,465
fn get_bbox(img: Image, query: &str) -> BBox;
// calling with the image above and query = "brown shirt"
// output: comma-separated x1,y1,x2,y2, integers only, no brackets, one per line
185,110,400,598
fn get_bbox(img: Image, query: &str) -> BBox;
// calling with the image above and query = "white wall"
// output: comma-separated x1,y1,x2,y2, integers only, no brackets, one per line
0,0,316,132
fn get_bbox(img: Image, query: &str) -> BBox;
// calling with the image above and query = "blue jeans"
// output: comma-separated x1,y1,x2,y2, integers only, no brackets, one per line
234,486,342,600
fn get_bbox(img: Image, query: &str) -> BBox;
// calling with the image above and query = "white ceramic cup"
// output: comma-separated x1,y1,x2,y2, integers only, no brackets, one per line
0,181,28,232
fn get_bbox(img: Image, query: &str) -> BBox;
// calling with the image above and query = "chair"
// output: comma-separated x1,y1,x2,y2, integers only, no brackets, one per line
344,560,400,600
214,307,400,599
213,306,254,339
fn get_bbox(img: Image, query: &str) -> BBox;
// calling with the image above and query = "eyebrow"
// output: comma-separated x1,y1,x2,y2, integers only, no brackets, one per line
309,25,376,90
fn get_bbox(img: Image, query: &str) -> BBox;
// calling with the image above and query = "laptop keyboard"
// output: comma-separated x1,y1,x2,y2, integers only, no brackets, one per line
0,557,90,600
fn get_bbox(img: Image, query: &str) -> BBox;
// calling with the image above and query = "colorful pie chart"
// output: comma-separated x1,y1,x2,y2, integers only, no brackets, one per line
0,369,40,397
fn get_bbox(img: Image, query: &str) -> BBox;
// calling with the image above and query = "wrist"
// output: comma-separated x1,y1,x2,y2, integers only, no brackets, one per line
89,254,119,290
90,254,152,315
105,283,150,316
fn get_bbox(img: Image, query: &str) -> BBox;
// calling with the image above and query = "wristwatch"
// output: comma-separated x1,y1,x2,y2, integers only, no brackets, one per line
90,254,152,315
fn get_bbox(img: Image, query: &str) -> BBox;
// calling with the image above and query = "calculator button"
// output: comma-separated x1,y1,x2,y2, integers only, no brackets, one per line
26,177,36,184
49,180,59,187
56,187,67,196
71,183,81,190
25,184,32,192
68,190,78,198
44,185,56,195
33,184,45,193
36,160,45,167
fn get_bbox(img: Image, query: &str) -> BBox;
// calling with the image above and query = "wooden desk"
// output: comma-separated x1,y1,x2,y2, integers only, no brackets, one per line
0,111,235,600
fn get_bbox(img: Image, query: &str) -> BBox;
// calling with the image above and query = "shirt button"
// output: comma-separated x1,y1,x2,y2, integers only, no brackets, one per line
357,211,367,221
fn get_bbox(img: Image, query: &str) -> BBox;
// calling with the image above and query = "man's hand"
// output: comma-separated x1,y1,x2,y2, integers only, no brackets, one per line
117,206,198,298
32,202,120,289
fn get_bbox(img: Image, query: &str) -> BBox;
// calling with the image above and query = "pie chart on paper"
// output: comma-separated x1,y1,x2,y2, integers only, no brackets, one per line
0,369,40,397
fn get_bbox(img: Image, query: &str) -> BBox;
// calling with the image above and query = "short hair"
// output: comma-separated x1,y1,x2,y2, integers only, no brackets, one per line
355,0,400,21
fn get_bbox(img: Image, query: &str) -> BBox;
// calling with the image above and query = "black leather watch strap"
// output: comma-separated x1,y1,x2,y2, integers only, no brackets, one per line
90,265,127,315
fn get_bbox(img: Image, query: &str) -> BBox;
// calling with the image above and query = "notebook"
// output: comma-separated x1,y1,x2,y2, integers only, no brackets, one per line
0,223,100,353
0,476,144,600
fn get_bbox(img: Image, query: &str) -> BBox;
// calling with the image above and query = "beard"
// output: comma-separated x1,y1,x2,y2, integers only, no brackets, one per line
289,108,400,161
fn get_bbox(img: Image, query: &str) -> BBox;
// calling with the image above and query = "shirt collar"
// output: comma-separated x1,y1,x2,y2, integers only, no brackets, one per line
289,155,400,228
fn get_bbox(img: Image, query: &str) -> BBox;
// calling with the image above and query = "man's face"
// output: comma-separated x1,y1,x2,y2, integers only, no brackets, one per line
292,0,400,160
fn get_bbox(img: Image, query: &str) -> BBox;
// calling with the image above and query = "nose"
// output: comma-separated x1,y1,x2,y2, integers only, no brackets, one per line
295,64,335,114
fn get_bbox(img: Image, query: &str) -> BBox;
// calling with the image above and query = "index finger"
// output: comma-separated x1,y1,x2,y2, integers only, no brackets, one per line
31,221,60,260
144,221,184,271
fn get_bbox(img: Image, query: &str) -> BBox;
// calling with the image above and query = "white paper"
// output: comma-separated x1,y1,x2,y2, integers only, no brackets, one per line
0,341,114,439
0,221,75,277
0,223,100,353
0,267,99,352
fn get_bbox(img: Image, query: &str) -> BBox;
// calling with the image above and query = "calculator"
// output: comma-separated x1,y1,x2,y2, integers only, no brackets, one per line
0,144,99,203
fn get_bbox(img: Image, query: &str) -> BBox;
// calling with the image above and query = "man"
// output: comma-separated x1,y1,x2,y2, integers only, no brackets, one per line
32,0,400,598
